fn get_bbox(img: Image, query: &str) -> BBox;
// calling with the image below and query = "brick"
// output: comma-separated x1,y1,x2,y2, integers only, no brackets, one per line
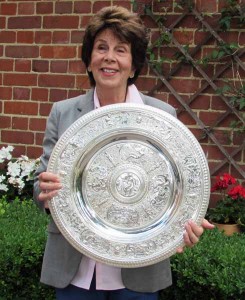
230,165,245,182
71,31,83,43
8,16,41,29
152,0,172,12
50,89,68,102
93,1,111,13
173,30,194,45
6,46,39,58
68,60,85,74
31,88,49,101
0,31,16,43
13,87,30,100
55,1,73,14
178,15,199,29
4,101,38,115
1,3,17,15
135,77,157,92
170,78,200,94
196,0,218,13
29,118,47,131
190,95,211,110
239,32,245,46
68,90,83,98
36,2,53,14
17,31,34,44
74,1,91,13
35,31,52,44
27,146,43,159
189,128,208,142
0,116,11,128
172,63,192,77
199,111,226,126
18,2,35,15
40,46,76,59
219,32,239,45
39,74,75,88
4,73,37,87
52,31,70,44
50,61,68,73
15,59,32,72
219,114,237,128
211,96,229,111
32,60,49,73
12,117,28,130
233,131,245,146
12,145,26,158
141,15,157,29
193,64,215,78
75,75,92,90
194,31,211,46
213,129,232,146
0,17,6,29
2,130,34,145
81,16,92,28
39,103,52,116
178,111,197,126
0,87,12,100
43,16,79,29
36,132,45,145
0,59,14,71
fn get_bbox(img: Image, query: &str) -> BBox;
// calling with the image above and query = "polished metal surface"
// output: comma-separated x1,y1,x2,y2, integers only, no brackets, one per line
48,103,210,267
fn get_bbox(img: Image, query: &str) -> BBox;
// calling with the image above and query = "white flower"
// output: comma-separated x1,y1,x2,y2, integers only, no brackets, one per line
7,161,21,178
0,183,8,192
8,177,25,192
20,159,36,179
0,175,6,183
0,146,14,163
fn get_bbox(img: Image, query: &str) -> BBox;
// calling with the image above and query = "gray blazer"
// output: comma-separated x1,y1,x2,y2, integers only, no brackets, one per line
33,89,176,293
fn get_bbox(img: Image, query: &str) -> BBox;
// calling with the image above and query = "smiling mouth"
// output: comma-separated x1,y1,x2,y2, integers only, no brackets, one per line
101,68,118,74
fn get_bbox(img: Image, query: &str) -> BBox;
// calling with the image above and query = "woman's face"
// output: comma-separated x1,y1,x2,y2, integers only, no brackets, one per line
89,28,135,94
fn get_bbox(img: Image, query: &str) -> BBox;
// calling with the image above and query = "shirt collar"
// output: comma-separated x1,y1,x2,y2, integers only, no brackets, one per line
94,84,143,109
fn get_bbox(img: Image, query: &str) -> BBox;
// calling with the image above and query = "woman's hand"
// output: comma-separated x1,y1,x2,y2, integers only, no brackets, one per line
38,172,62,208
177,219,215,253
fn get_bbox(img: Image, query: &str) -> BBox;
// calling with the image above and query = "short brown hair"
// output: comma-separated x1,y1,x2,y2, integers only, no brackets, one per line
81,6,149,86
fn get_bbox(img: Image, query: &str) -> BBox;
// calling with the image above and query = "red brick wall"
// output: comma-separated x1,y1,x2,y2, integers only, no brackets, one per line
0,0,244,182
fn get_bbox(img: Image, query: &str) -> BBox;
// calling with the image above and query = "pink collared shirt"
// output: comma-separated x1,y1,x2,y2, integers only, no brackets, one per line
71,84,144,290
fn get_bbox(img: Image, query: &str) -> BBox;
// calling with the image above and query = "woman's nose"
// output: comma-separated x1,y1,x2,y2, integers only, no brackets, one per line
104,49,116,62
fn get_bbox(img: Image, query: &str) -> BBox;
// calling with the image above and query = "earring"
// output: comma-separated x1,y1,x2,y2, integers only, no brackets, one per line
129,73,134,79
87,67,92,72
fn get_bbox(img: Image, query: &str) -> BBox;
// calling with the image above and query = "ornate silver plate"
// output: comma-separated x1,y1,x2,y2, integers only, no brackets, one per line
48,103,210,268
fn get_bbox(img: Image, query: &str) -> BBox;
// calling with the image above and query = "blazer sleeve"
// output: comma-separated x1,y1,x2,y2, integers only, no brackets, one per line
33,103,59,211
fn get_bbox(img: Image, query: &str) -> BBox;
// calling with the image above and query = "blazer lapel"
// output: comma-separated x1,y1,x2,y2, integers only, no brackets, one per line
75,89,94,120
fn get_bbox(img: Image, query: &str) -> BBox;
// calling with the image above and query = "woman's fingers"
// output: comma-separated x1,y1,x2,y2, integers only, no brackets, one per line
38,172,62,202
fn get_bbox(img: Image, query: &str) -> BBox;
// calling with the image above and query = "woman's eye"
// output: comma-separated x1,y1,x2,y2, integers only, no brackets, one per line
117,48,126,53
97,44,107,52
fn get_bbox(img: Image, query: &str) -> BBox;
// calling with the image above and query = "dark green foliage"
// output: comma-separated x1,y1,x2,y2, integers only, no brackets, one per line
160,229,245,300
0,197,55,300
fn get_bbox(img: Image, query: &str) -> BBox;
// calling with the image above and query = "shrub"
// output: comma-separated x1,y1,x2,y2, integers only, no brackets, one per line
0,197,54,300
160,229,245,300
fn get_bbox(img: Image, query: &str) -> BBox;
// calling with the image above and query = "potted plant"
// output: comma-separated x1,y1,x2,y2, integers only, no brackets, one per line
206,173,245,236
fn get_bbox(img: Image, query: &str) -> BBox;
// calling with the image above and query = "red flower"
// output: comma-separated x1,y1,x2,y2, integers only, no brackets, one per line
211,173,236,192
228,185,245,200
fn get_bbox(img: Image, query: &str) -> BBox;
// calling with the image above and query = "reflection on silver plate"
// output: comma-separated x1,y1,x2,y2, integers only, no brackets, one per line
47,103,210,268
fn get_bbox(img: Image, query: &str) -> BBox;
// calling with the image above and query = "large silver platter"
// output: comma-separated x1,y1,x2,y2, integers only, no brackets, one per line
48,103,210,268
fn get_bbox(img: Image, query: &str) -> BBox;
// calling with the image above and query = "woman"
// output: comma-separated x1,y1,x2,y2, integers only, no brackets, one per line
34,6,214,300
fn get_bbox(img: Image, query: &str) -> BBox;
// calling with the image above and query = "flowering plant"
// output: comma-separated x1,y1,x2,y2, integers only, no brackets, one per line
207,173,245,225
0,146,40,200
